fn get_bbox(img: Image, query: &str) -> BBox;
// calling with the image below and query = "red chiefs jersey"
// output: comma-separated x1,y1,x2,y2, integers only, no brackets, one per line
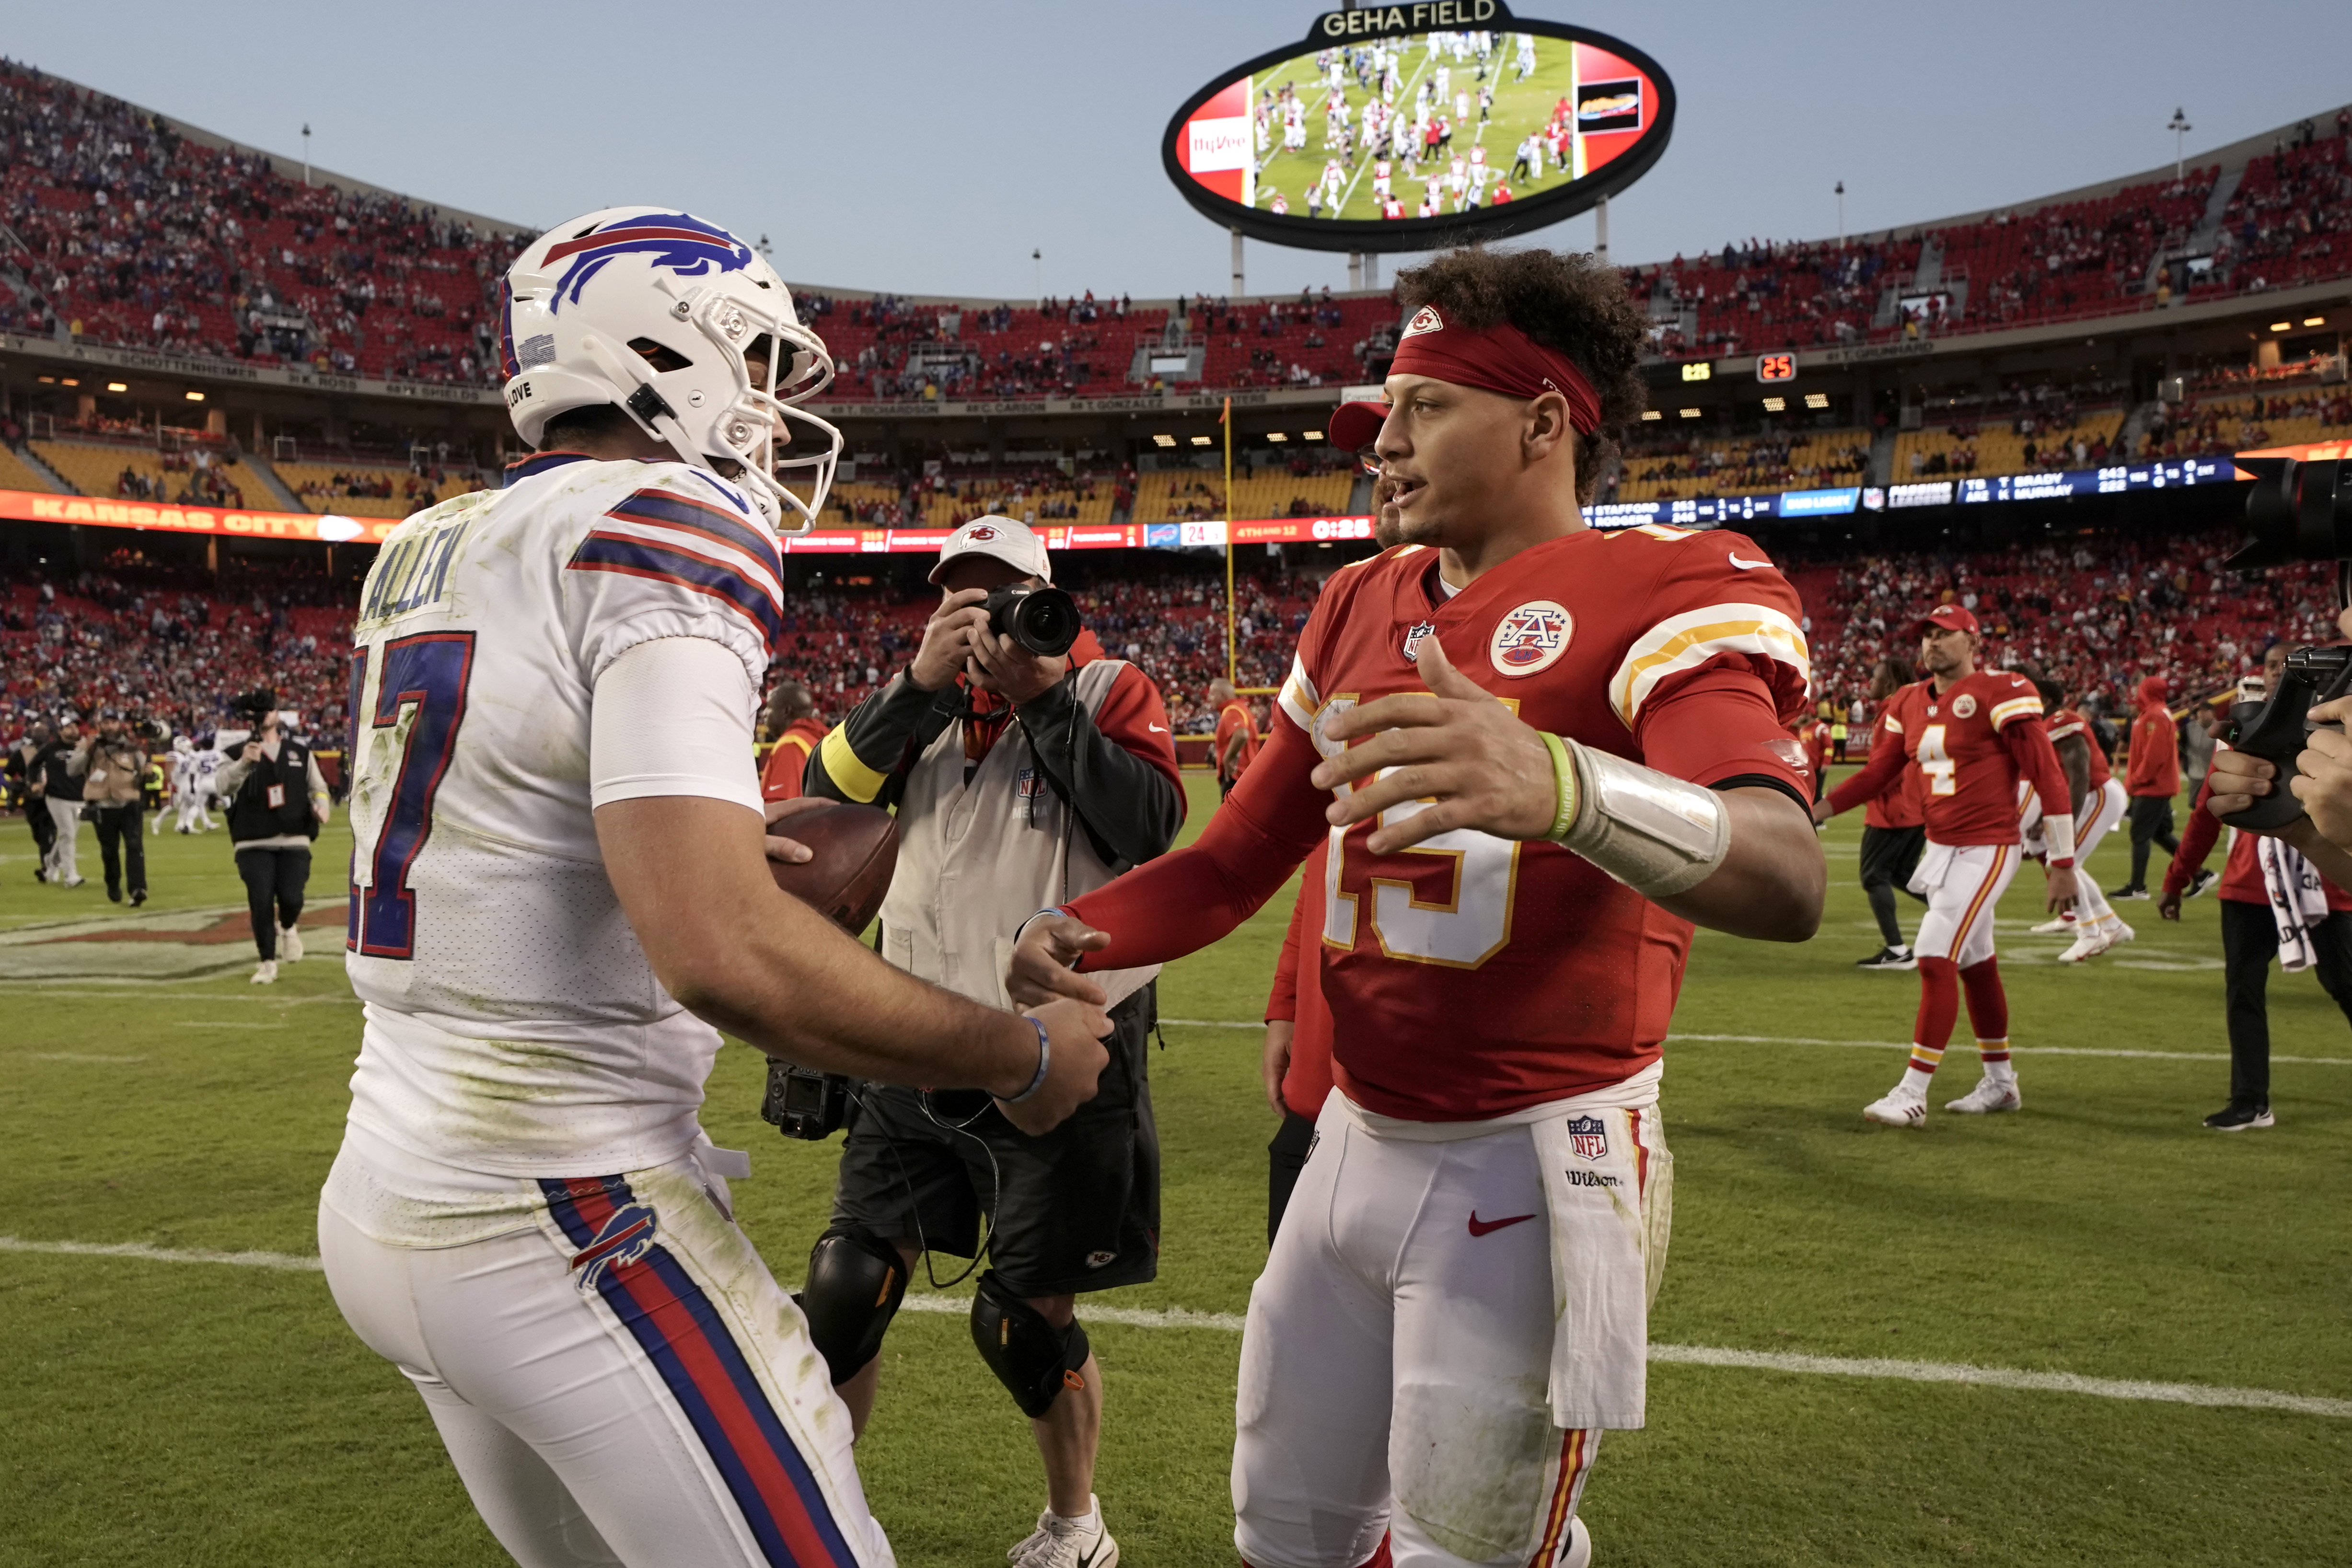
1067,524,1813,1120
1214,700,1261,779
1862,700,1926,830
2045,707,2113,791
1831,671,2051,847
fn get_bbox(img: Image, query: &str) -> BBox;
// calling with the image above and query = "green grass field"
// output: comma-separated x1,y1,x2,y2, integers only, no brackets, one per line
1249,35,1578,221
3,773,2348,1566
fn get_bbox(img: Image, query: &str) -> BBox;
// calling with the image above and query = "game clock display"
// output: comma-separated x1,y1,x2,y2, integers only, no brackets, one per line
1755,353,1796,383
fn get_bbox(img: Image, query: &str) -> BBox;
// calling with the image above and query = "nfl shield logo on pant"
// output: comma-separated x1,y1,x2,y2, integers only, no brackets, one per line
1565,1115,1609,1161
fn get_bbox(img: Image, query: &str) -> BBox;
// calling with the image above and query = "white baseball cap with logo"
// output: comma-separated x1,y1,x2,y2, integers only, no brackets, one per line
927,514,1054,585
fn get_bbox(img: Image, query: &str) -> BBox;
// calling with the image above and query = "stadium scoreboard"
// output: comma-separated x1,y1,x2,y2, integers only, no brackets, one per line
1164,2,1674,253
1755,353,1796,383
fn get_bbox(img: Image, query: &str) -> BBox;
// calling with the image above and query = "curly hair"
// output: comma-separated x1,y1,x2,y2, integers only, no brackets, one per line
1393,246,1651,504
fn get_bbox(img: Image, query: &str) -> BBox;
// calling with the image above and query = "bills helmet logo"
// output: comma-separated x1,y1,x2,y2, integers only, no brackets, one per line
540,212,753,310
1489,600,1574,677
1402,304,1446,338
569,1202,658,1292
1565,1115,1609,1161
1952,695,1977,719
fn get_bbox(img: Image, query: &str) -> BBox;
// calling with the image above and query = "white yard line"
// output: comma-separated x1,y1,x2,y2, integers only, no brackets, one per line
6,1233,2343,1419
1159,1020,2352,1066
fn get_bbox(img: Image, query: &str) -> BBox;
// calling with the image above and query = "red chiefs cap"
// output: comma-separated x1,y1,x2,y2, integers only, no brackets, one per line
1919,603,1979,636
1331,398,1387,453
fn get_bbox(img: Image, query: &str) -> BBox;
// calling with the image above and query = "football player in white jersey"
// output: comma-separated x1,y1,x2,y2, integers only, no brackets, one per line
317,207,1113,1568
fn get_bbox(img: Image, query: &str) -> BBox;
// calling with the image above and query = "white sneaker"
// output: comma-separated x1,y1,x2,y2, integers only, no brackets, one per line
62,875,86,889
2107,919,2136,945
2029,914,2077,935
250,960,278,985
2056,929,2112,963
1863,1088,1928,1127
1561,1516,1592,1568
1007,1498,1117,1568
279,925,305,964
1946,1076,2022,1114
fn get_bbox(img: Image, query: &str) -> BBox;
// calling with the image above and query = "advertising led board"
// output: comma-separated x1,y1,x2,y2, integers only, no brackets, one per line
1164,4,1674,253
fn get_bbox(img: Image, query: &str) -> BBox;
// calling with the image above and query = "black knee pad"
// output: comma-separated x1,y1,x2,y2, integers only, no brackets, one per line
795,1227,907,1385
969,1269,1091,1418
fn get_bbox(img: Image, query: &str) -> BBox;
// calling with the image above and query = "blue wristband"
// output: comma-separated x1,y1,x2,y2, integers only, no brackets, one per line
1002,1015,1052,1104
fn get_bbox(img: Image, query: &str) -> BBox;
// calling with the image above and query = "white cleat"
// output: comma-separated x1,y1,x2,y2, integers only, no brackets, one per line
2029,915,2077,935
1945,1076,2022,1114
250,960,278,985
1863,1090,1928,1127
279,925,305,964
2056,929,2113,963
1008,1498,1118,1568
1561,1516,1592,1568
2106,919,2136,945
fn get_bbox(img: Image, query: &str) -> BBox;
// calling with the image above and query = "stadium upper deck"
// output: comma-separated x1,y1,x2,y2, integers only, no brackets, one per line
0,60,2347,530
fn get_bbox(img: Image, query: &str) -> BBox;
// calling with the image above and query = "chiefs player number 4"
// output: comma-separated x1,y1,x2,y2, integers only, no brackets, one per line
1916,723,1958,796
1314,695,1524,969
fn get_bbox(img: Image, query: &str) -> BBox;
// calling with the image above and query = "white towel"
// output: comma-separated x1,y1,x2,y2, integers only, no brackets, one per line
2256,836,2329,973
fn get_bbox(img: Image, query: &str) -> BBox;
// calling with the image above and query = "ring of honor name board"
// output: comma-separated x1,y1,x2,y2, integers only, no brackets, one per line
1164,2,1674,252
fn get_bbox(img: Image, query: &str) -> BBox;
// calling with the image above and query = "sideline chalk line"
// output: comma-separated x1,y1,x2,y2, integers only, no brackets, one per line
4,1234,2343,1420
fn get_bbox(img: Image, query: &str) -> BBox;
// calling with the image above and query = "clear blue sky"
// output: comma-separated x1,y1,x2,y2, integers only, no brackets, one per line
15,1,2352,302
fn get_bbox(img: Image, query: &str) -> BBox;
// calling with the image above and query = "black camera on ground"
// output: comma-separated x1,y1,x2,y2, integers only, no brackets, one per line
761,1057,852,1140
983,584,1079,658
2217,456,2352,829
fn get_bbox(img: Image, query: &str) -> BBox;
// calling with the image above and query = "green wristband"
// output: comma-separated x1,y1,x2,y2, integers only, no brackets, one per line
1539,731,1578,841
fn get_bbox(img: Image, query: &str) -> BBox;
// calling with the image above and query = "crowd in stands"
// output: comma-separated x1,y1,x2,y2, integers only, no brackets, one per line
1610,426,1871,501
2152,381,2352,460
1796,527,2337,728
0,58,528,384
111,445,244,507
1,553,355,744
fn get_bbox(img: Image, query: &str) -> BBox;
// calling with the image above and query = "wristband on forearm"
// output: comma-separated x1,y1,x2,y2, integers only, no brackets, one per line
1000,1015,1052,1104
1542,732,1733,899
2042,811,2078,869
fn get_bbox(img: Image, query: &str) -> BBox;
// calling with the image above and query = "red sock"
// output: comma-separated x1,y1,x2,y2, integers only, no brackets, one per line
1912,956,1959,1066
1960,956,2009,1053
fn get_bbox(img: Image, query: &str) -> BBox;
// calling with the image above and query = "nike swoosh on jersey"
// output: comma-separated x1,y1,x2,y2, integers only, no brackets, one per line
1727,553,1773,569
1467,1211,1539,1237
1148,723,1168,732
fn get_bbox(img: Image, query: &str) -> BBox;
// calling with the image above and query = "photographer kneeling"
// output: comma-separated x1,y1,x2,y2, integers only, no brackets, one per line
216,705,332,984
798,517,1183,1568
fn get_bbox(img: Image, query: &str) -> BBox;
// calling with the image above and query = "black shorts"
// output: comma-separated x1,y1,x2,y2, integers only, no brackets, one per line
829,985,1160,1298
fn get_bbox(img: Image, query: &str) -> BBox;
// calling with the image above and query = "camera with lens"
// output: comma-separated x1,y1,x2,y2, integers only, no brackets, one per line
761,1058,853,1140
983,584,1079,658
229,687,278,720
2217,456,2352,829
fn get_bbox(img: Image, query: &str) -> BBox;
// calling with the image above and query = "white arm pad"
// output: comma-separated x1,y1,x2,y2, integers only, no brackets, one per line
1557,737,1733,899
590,636,762,813
2042,812,2078,865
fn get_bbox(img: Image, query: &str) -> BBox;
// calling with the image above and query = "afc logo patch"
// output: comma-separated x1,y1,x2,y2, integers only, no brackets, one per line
1402,620,1437,662
1490,600,1574,677
1952,695,1978,719
569,1202,658,1293
1565,1115,1609,1161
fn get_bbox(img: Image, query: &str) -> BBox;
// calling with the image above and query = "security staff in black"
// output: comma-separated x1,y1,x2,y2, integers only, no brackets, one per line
796,518,1182,1567
217,712,332,985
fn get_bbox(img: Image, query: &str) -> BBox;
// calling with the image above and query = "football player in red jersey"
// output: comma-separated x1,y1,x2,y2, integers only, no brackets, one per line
1009,249,1824,1568
757,678,826,801
2028,677,2135,960
1855,657,1929,970
1816,604,2079,1124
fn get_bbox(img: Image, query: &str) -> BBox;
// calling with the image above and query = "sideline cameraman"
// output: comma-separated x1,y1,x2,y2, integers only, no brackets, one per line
2209,608,2352,890
34,715,87,888
215,709,331,984
799,516,1183,1567
70,709,153,905
10,719,57,882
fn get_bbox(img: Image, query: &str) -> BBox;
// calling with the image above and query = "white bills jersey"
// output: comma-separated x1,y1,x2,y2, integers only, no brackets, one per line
340,451,779,1177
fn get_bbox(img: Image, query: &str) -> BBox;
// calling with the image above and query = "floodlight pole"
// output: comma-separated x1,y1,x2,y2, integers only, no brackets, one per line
2167,108,2192,182
1231,228,1245,299
1835,180,1845,246
1223,395,1237,687
1594,194,1609,263
301,123,311,187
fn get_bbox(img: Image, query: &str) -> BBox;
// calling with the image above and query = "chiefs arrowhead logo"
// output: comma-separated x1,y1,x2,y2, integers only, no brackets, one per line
1402,305,1445,338
964,524,997,541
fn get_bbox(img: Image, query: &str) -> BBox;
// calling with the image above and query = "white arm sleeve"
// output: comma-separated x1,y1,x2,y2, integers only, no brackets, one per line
589,636,762,813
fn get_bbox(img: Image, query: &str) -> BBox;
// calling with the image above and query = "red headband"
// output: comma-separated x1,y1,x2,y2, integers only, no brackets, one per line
1329,304,1603,450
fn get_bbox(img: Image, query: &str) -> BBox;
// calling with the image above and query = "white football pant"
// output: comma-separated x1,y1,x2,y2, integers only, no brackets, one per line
321,1158,891,1568
2072,778,2130,927
44,798,80,882
1233,1092,1667,1568
1909,841,2020,966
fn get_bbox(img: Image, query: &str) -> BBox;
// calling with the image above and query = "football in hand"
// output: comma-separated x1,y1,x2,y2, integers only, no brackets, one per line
766,801,899,934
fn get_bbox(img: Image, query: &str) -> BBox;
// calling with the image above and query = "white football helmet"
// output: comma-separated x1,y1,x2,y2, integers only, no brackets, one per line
499,207,839,532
